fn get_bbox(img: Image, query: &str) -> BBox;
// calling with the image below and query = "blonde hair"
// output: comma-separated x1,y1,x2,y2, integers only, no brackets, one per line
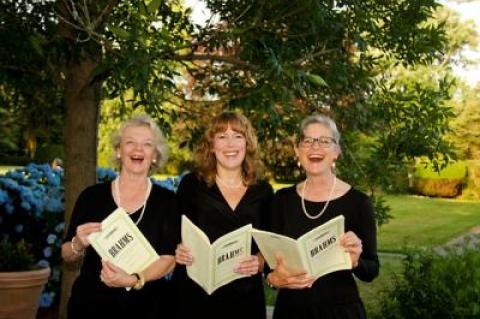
194,112,264,186
111,114,169,172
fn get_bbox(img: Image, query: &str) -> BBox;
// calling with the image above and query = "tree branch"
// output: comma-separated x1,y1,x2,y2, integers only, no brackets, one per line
174,53,256,70
91,0,121,31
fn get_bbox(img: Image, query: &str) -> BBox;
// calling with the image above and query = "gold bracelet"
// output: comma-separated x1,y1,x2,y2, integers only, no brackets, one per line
71,236,85,256
133,272,145,290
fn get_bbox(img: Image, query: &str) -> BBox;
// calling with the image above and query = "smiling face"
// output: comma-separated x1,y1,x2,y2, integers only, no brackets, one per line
212,125,247,172
295,123,340,177
117,125,157,177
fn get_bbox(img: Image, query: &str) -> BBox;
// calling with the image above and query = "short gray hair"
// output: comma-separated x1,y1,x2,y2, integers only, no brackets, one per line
297,114,341,150
111,114,169,172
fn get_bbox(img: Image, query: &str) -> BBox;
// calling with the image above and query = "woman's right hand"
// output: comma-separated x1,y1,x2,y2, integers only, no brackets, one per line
267,255,314,289
175,243,193,266
74,222,102,249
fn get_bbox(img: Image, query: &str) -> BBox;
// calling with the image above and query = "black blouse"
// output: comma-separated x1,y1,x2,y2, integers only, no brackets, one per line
270,185,379,314
64,181,178,319
174,172,273,319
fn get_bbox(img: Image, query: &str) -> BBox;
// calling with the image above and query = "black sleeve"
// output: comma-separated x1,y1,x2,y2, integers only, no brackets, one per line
64,187,91,242
158,189,180,255
352,196,380,282
262,189,286,275
259,181,274,231
176,172,197,222
268,188,287,234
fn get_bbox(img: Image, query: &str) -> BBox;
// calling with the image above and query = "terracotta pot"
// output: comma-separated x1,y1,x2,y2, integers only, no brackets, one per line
0,267,51,319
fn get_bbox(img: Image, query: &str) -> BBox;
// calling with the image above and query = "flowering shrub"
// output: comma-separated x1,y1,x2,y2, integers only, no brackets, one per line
0,164,185,309
0,163,64,308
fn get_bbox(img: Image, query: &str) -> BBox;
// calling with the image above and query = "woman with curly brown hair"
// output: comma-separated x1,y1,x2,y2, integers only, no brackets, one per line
174,111,273,319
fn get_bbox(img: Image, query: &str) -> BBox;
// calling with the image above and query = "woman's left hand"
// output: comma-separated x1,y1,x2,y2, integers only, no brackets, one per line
234,255,260,276
100,260,136,288
340,231,362,268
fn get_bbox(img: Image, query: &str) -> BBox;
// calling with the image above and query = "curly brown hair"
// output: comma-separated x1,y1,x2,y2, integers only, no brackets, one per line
194,112,264,187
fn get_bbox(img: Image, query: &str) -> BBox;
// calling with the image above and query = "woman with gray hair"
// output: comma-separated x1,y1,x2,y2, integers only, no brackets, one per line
62,114,178,319
265,114,379,319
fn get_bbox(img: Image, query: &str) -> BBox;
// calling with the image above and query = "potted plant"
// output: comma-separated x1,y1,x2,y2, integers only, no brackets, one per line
0,239,51,319
0,164,63,319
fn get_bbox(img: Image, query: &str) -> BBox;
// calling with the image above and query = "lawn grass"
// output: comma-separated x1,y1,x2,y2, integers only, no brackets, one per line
379,195,480,252
357,254,404,317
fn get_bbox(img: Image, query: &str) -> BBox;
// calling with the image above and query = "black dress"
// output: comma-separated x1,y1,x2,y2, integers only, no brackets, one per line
270,186,379,319
64,182,178,319
174,172,273,319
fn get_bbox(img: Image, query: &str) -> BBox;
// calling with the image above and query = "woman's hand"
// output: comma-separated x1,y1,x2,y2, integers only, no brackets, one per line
267,255,314,289
100,260,137,288
74,222,102,250
340,231,363,268
175,243,193,266
234,255,261,276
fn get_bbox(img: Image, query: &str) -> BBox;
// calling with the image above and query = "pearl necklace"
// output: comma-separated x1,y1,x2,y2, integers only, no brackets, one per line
301,176,337,220
113,176,152,225
215,174,244,189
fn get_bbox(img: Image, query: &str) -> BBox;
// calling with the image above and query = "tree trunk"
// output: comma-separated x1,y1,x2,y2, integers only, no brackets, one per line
59,55,102,319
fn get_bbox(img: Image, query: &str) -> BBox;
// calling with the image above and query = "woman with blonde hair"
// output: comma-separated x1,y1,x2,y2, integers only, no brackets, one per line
62,115,178,319
174,111,273,319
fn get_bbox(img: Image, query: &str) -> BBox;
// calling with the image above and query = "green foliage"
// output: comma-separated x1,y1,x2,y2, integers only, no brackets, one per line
357,254,405,317
377,247,480,319
0,0,64,160
415,160,467,179
461,160,480,200
413,178,464,197
412,160,467,197
447,86,480,160
0,239,35,271
97,96,190,174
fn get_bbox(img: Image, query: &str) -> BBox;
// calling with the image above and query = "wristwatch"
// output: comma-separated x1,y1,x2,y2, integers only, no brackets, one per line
132,272,145,290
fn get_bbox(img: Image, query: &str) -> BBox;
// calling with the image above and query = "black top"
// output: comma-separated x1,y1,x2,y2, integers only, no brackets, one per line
174,172,273,319
270,185,379,319
64,181,178,319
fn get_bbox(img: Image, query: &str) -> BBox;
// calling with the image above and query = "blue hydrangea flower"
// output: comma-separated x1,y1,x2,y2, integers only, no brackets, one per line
39,292,55,308
43,247,52,258
55,222,65,233
0,189,8,205
36,259,50,268
5,203,14,214
14,224,24,233
46,234,57,245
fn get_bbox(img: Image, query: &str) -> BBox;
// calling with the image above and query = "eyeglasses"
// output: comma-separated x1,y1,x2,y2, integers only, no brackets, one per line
299,136,336,148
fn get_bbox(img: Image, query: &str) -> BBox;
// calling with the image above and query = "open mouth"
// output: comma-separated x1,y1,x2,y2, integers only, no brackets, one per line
307,154,325,163
223,151,240,158
130,155,145,164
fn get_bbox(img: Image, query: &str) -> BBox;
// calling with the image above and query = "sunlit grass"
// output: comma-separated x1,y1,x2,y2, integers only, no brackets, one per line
379,195,480,252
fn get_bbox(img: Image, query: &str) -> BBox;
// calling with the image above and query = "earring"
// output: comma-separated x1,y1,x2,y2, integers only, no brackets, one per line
297,160,302,168
152,158,157,164
116,154,121,159
332,162,337,175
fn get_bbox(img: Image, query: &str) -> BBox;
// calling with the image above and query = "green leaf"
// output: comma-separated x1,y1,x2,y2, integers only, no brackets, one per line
147,0,162,14
306,73,328,87
138,1,147,16
109,25,130,39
